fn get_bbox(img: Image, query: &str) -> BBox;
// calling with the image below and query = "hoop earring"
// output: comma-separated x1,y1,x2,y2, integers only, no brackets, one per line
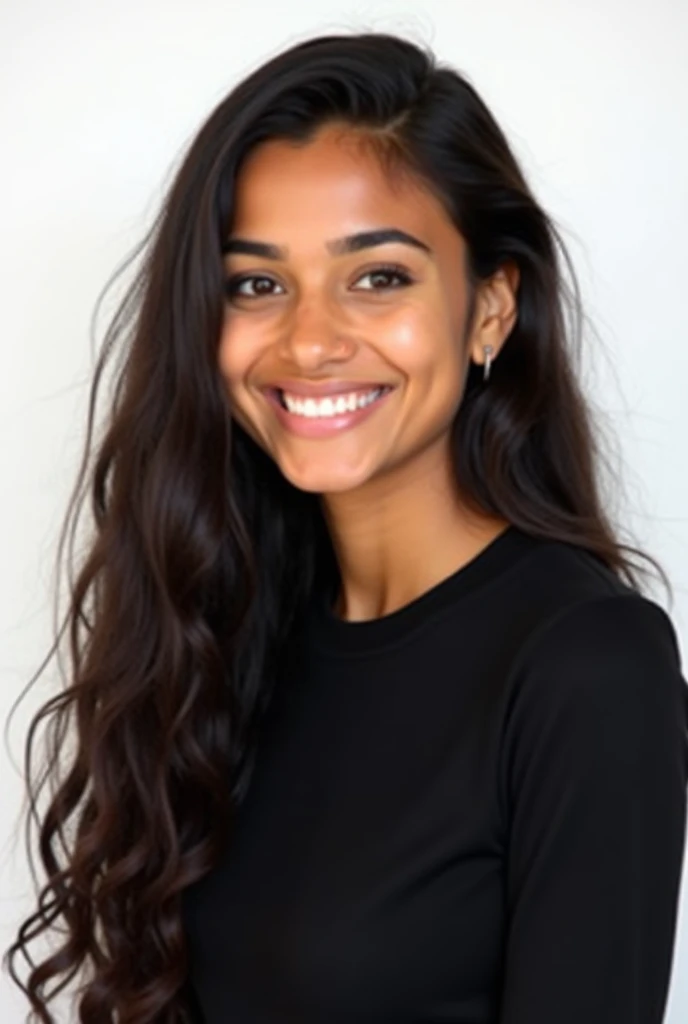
483,344,494,383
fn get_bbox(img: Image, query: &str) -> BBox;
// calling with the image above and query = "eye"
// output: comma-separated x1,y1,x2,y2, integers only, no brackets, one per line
353,264,413,291
223,263,414,303
224,274,285,301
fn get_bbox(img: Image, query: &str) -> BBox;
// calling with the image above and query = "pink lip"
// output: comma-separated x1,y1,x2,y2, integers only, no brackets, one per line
264,379,393,398
264,385,395,438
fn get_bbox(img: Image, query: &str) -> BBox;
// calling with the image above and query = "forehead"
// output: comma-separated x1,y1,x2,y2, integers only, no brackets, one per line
229,124,459,249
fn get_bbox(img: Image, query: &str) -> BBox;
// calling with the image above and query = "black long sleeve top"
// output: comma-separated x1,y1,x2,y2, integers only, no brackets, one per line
182,524,688,1023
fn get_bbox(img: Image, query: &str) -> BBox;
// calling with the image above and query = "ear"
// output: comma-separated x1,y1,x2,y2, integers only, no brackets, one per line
468,261,520,367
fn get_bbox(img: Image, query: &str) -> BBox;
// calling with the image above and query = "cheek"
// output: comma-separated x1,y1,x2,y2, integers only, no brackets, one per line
386,310,467,432
382,307,463,385
217,320,260,394
215,327,266,442
216,327,264,440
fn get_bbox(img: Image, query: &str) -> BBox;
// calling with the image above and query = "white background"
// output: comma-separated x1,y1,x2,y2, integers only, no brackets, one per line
1,1,687,1020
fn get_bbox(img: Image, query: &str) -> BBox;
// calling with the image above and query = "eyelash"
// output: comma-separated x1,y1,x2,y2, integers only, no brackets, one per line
224,263,414,301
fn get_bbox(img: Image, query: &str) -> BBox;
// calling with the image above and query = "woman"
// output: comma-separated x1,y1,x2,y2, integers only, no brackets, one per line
5,30,687,1024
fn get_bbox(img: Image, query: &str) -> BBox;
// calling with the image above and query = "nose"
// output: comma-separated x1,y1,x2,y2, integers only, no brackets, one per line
278,295,355,370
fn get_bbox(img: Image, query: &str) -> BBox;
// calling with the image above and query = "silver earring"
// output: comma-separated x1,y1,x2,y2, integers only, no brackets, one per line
483,344,494,383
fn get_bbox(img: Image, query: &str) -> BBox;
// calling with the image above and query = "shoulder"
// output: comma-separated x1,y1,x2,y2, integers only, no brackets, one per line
513,590,683,686
496,591,688,846
496,529,683,668
502,528,647,609
501,591,688,777
486,531,685,706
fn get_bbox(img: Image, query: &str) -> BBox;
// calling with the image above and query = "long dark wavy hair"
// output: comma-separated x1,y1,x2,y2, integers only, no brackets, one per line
4,28,673,1024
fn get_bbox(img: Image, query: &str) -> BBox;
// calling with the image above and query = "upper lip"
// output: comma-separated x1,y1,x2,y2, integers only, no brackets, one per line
263,380,394,397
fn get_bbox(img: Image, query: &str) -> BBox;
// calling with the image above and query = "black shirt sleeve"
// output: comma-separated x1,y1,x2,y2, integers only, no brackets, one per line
498,593,688,1024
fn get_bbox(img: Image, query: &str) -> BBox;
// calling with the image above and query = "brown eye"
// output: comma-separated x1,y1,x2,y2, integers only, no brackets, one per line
354,265,413,291
224,275,285,300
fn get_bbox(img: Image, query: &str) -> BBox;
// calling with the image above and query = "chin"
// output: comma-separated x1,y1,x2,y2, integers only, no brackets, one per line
277,459,374,496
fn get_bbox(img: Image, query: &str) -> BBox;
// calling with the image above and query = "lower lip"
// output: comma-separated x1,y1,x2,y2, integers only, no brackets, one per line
264,387,395,438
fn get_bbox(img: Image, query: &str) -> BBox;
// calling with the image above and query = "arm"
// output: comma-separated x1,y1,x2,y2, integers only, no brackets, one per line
498,593,688,1024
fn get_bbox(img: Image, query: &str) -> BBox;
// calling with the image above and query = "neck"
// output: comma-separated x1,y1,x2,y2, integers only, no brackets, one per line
319,435,510,622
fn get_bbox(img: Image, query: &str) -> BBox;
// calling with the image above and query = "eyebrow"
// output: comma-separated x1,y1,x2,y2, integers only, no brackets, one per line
221,227,433,260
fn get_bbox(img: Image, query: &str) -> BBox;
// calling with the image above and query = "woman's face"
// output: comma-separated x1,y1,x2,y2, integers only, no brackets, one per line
218,122,509,496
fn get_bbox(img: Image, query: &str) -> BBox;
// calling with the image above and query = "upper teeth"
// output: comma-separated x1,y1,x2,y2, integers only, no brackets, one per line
282,388,386,417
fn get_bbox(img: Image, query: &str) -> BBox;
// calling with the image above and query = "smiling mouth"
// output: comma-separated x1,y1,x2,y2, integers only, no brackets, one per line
275,386,393,410
261,383,396,437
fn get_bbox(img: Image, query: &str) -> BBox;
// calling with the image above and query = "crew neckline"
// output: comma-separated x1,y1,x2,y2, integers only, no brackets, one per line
307,524,543,657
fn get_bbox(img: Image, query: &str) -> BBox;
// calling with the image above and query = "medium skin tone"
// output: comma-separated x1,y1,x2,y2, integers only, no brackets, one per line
218,122,519,622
